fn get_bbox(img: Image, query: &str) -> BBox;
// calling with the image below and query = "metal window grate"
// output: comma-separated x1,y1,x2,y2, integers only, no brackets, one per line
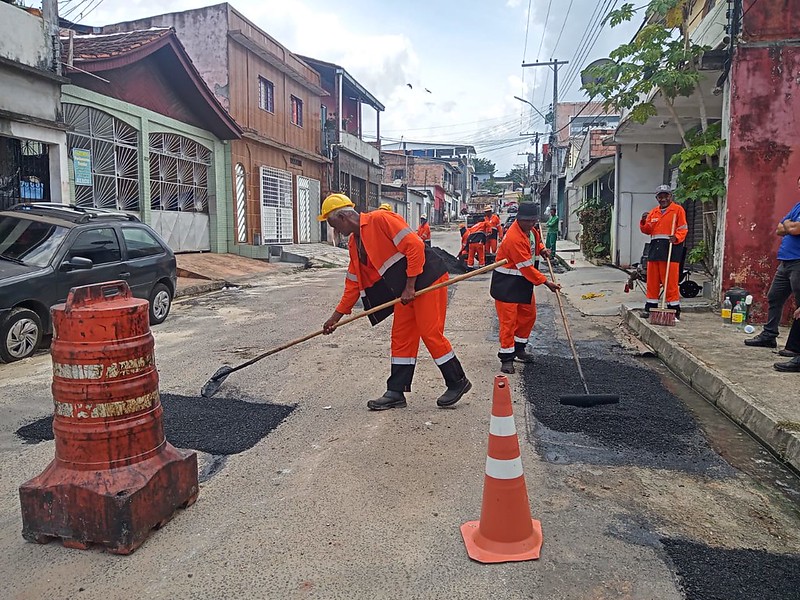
260,166,293,244
63,103,140,211
149,133,212,213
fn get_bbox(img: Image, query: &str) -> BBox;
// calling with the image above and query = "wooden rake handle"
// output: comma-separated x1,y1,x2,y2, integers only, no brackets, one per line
226,259,509,375
538,224,590,395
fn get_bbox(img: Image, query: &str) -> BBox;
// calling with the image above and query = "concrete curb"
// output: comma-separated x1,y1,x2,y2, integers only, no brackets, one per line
175,280,228,299
621,305,800,473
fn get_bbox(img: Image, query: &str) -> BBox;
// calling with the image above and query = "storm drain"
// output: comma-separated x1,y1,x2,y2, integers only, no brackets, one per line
521,355,732,475
661,538,800,600
16,394,294,456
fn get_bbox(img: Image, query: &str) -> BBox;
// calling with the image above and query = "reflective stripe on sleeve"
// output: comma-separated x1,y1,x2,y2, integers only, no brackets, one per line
516,259,535,269
345,272,358,282
393,227,414,246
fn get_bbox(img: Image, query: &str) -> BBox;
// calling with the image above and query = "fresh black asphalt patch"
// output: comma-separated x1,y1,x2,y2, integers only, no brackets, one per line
521,350,733,476
16,394,294,456
661,538,800,600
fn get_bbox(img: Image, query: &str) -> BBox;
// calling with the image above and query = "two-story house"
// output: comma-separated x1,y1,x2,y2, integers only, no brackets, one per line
101,3,329,257
381,151,459,225
298,56,384,215
0,0,68,209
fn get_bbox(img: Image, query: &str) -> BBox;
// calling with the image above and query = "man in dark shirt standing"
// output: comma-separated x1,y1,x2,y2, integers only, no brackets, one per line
745,200,800,357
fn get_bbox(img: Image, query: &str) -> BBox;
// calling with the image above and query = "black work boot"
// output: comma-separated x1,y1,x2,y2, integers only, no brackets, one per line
641,302,657,319
774,356,800,373
501,361,516,374
436,356,471,407
745,333,777,348
515,341,536,363
367,391,407,411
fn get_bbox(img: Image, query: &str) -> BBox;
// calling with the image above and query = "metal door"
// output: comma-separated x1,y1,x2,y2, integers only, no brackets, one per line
297,175,312,243
260,166,293,244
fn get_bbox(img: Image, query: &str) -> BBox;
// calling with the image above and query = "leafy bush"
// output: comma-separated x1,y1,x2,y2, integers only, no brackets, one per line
575,197,612,260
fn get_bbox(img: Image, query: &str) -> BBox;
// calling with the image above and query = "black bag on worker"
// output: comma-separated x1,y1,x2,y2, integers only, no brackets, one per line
489,269,534,304
647,238,685,262
361,278,397,326
379,244,448,301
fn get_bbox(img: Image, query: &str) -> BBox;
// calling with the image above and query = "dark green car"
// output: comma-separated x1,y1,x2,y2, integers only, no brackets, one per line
0,203,177,363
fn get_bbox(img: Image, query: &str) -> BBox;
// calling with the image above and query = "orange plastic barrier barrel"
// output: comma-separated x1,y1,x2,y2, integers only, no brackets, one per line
19,281,197,554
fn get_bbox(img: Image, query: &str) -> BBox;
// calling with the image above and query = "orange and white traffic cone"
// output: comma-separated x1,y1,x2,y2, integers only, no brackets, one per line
460,375,543,563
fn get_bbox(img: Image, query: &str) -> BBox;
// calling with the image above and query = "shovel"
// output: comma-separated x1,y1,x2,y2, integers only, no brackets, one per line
200,259,508,398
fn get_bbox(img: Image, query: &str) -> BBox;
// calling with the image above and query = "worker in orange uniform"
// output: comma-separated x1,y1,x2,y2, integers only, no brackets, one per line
490,202,560,374
463,218,489,270
484,205,503,256
417,214,432,246
319,194,472,411
640,185,688,320
379,203,393,212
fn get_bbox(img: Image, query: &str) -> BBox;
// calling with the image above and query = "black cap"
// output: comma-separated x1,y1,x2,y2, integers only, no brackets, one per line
517,202,539,220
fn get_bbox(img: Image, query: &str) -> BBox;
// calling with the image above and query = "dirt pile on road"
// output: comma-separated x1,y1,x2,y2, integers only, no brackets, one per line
431,246,466,274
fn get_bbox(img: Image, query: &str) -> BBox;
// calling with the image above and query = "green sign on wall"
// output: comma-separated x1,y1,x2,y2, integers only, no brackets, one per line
73,148,92,186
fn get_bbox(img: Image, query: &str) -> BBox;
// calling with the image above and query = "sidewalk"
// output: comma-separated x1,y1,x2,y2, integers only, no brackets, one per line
554,240,800,473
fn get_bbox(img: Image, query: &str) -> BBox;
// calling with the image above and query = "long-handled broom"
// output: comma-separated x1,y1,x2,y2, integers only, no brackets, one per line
200,259,507,398
649,214,677,327
538,226,619,408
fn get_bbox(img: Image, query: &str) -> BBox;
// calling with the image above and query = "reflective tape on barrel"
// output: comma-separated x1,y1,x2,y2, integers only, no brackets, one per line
55,390,159,419
52,353,154,380
489,415,517,437
485,456,524,480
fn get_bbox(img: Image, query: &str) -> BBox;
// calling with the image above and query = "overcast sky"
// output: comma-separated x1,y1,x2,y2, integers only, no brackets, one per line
64,0,640,174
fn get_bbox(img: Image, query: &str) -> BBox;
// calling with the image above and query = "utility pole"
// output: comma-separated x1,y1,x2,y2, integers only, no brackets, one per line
521,60,568,214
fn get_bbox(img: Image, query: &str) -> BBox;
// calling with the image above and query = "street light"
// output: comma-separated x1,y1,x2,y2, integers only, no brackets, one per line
513,96,548,122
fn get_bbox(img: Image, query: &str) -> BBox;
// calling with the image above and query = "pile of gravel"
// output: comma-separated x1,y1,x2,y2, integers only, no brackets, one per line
521,354,732,475
16,394,294,456
661,538,800,600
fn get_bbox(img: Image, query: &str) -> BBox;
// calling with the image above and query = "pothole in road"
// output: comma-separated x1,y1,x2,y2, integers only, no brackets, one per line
521,355,733,476
661,538,800,600
16,394,294,480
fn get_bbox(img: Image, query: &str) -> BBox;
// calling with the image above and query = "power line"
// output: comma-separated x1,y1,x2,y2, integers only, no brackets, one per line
562,0,618,93
559,0,613,87
552,0,576,55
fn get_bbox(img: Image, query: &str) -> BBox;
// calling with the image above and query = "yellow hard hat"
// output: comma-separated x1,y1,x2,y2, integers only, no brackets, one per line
318,193,355,221
379,203,392,211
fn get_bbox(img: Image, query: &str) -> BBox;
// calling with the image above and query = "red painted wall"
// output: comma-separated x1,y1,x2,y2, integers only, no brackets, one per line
724,43,800,320
741,0,800,42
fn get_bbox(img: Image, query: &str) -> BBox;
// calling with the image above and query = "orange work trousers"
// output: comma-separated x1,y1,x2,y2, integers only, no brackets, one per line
646,260,680,306
495,297,537,360
391,273,453,365
468,243,486,268
486,237,498,254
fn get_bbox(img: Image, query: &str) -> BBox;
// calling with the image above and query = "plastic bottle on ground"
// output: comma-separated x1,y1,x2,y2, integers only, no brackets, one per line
731,299,746,331
721,296,732,325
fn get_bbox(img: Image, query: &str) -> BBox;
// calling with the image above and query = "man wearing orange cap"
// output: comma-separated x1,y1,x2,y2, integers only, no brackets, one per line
319,194,472,411
490,202,560,374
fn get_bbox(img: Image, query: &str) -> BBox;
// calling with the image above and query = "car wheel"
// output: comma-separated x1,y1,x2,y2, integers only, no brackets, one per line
1,308,43,363
149,283,172,325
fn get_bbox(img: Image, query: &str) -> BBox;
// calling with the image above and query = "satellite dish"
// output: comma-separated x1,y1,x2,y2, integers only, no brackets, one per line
581,58,614,87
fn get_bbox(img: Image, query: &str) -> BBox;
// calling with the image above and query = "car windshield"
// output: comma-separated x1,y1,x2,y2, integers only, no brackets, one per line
0,215,69,268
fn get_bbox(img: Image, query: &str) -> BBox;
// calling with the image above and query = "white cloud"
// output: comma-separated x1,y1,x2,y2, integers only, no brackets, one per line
506,0,523,7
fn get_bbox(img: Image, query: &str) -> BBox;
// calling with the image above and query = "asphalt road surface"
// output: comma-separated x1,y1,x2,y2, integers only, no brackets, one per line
1,228,798,600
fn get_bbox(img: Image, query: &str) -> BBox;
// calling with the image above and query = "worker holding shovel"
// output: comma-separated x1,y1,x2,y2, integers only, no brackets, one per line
320,194,472,411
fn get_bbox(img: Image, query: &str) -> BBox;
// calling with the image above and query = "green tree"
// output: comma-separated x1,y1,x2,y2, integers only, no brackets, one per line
472,157,496,175
506,166,529,187
582,0,723,276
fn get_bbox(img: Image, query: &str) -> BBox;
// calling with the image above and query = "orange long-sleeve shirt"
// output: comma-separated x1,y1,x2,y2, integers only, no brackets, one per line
335,235,385,315
496,221,547,286
417,222,431,241
640,202,688,244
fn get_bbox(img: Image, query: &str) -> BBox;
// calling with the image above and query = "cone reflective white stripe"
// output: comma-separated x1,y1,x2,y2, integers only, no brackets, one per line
485,456,524,480
489,415,517,437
